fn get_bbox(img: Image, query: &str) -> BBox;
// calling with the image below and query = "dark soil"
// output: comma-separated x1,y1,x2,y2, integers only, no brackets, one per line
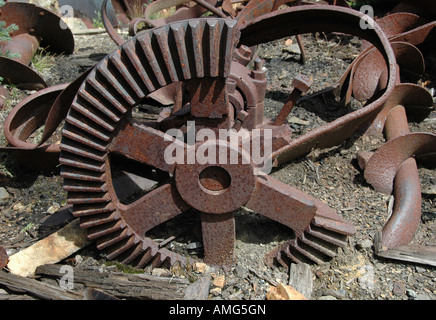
0,11,435,301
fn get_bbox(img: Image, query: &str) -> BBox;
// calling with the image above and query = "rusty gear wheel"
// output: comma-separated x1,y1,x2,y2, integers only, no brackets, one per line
60,16,357,270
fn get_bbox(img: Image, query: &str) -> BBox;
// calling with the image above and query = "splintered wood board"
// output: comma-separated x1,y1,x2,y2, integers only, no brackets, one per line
7,219,90,277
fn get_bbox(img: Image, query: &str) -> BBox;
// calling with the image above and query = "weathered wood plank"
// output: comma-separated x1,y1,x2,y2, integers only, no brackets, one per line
0,271,82,300
7,219,90,277
36,264,192,300
376,245,436,267
288,263,313,300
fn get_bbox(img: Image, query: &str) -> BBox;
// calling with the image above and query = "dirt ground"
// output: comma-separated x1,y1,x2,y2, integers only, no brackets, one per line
0,5,435,301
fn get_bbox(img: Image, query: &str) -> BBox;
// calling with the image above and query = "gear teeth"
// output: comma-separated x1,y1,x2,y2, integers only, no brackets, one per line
73,203,115,217
86,74,128,114
106,236,138,260
266,219,351,270
87,220,126,240
61,166,106,182
79,211,120,228
109,51,146,100
63,179,107,193
67,192,110,205
97,229,131,250
65,110,112,142
62,124,108,152
60,18,236,270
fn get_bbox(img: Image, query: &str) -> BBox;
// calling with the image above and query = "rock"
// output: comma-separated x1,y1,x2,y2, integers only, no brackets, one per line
210,287,222,296
283,43,302,55
185,275,211,300
406,289,418,299
47,203,61,214
151,268,172,277
393,281,406,296
193,262,209,274
322,288,347,299
266,283,307,300
186,242,202,250
0,187,12,205
234,265,247,279
356,239,373,250
213,275,226,288
318,295,337,300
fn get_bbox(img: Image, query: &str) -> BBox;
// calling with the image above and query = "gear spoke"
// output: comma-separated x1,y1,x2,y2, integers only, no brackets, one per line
108,115,185,174
245,175,317,237
119,181,190,236
200,211,235,266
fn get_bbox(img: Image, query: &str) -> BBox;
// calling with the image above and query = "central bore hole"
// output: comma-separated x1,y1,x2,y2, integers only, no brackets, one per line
199,166,231,192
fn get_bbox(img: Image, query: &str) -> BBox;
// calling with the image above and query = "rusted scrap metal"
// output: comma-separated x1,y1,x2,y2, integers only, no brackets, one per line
0,247,8,269
57,5,406,270
0,70,91,171
334,11,436,107
358,103,436,265
0,2,74,90
0,2,434,272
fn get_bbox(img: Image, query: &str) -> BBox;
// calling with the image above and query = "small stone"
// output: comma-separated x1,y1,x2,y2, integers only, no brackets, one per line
151,268,172,277
213,275,226,288
0,289,8,295
406,289,418,299
186,242,202,250
210,287,222,296
0,187,12,205
393,281,406,296
318,295,337,300
47,203,61,214
266,283,307,300
234,265,247,279
193,262,209,274
13,203,26,211
285,38,293,46
356,239,373,250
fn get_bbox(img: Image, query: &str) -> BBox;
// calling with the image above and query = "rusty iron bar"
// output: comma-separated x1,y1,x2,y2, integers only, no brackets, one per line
0,247,8,269
273,74,313,126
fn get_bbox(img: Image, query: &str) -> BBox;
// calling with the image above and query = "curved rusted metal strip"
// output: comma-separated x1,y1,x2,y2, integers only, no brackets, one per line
0,69,93,170
334,13,435,107
0,56,47,90
365,83,434,135
0,84,67,170
238,5,398,166
364,132,436,195
352,41,425,102
375,105,422,251
1,2,74,55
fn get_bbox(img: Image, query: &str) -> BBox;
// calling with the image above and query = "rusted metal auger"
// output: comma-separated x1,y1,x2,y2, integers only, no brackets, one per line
57,4,400,270
357,85,436,266
0,2,74,90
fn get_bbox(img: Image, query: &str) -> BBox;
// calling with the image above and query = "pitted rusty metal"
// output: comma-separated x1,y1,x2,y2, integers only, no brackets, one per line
0,2,74,90
1,2,435,271
56,5,405,270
